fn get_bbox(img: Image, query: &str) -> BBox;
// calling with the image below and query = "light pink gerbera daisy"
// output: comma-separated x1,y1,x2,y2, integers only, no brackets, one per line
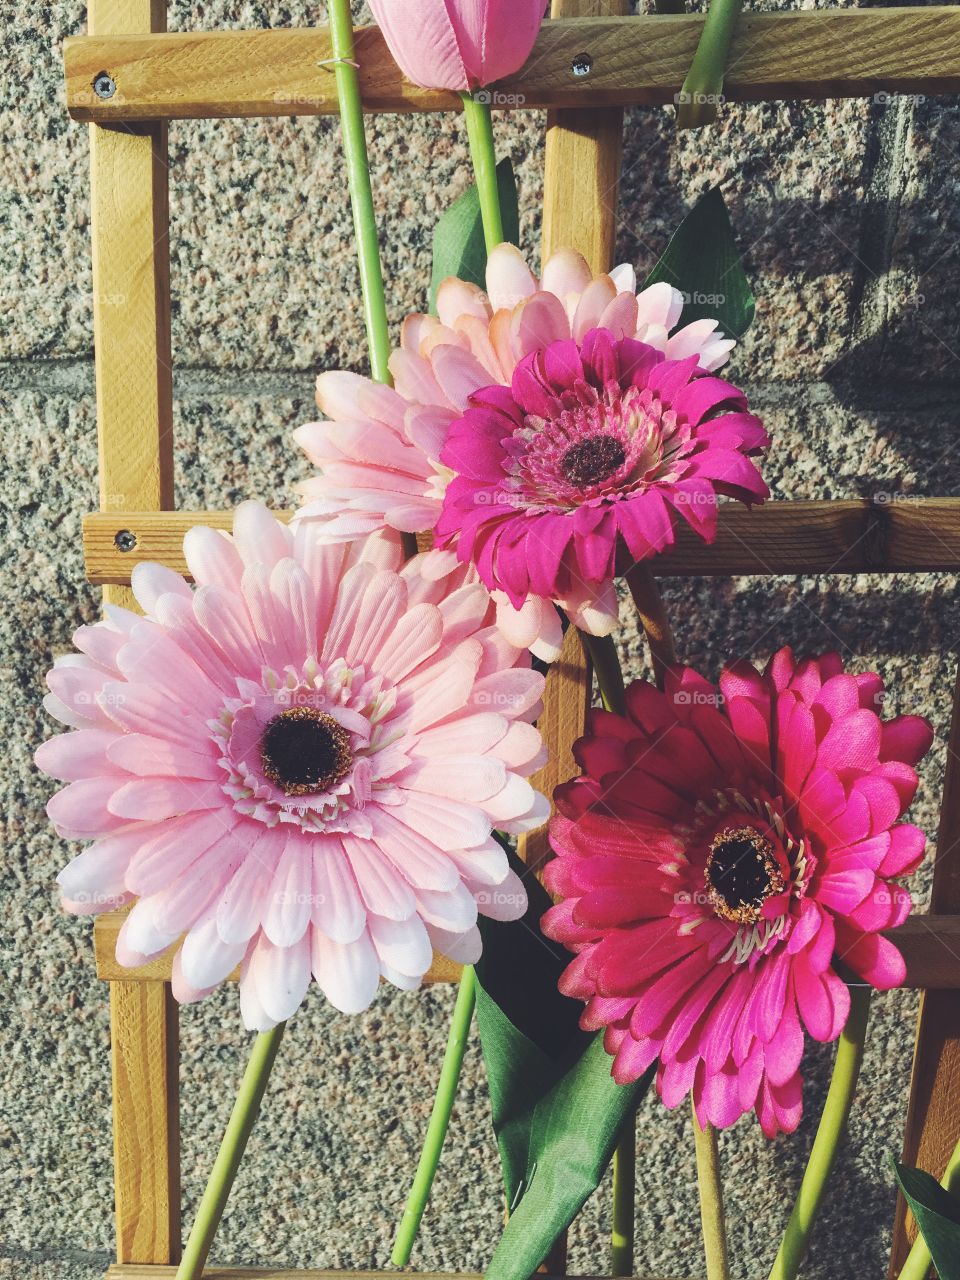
293,245,735,653
435,328,768,636
541,648,932,1136
37,503,545,1029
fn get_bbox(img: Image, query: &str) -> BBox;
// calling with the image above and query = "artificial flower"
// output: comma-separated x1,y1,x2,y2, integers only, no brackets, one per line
37,502,546,1029
435,326,768,636
368,0,546,92
294,244,737,646
541,647,932,1135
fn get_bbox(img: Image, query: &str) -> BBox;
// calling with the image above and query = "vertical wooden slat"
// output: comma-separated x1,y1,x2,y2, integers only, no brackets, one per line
88,0,179,1265
110,982,181,1263
890,662,960,1275
518,0,628,874
90,0,174,576
541,0,628,274
520,3,628,1273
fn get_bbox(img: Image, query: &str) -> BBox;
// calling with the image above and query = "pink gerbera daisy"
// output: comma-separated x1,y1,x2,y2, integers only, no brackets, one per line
37,503,545,1028
293,245,742,655
435,328,768,635
295,244,734,543
541,647,932,1135
293,245,736,653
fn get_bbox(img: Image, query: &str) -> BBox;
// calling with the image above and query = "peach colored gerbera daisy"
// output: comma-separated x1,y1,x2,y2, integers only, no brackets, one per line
294,245,736,650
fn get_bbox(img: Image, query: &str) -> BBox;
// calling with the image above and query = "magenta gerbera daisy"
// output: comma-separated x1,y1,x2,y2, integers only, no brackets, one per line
541,647,932,1136
294,246,740,654
37,503,546,1028
434,328,769,636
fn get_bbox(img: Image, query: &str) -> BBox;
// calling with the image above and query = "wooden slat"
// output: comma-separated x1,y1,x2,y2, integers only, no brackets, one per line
82,498,960,586
521,5,626,1271
110,981,180,1265
88,0,179,1266
542,0,628,277
516,626,594,879
64,9,960,123
105,1269,680,1279
889,917,960,991
93,907,462,985
891,661,960,1273
91,78,173,539
93,909,960,991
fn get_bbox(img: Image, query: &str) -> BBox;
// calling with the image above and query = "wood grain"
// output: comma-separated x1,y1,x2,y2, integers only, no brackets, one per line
88,0,179,1264
524,5,625,1271
64,9,960,123
94,907,462,985
104,1269,677,1279
110,981,181,1265
90,81,173,539
82,498,960,586
891,661,960,1274
93,909,960,991
542,0,629,280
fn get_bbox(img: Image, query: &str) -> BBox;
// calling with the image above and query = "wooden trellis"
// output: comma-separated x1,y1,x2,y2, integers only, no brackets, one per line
63,2,960,1277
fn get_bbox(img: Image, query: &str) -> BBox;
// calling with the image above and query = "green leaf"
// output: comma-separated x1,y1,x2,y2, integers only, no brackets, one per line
895,1163,960,1279
475,851,653,1278
643,185,755,338
429,157,519,314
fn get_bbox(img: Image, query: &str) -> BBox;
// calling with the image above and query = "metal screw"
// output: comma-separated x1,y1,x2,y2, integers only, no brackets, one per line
571,52,592,78
114,529,137,553
93,72,116,100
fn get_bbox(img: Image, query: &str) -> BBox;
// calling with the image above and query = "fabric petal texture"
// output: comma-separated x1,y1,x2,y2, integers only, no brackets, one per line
294,249,742,643
367,0,546,92
434,326,767,629
38,503,544,1028
542,646,931,1135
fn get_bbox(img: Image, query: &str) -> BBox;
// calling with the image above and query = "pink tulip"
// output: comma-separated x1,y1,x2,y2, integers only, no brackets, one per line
368,0,546,91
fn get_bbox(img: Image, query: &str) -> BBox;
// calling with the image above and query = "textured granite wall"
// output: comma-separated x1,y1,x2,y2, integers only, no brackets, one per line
3,2,960,1278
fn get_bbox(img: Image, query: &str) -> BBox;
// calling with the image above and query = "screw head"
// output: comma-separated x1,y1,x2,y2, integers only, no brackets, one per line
571,52,592,78
114,529,137,553
93,72,116,100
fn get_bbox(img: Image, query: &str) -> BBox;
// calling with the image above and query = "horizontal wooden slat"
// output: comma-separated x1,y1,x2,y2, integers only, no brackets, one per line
91,909,960,990
893,916,960,991
104,1270,680,1279
65,9,960,123
83,498,960,585
94,907,461,984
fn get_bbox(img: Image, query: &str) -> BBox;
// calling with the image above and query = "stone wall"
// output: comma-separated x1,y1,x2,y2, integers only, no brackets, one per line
3,3,958,1277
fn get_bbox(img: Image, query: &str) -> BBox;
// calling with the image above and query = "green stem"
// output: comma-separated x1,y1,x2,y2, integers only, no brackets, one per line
459,92,504,253
625,563,676,685
675,0,742,129
693,1103,731,1280
897,1130,960,1280
327,0,415,570
176,1024,285,1280
327,0,392,384
611,1124,636,1275
768,986,872,1280
579,630,627,716
391,966,477,1265
391,80,504,1272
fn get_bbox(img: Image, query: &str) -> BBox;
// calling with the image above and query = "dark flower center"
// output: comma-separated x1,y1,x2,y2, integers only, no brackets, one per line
260,707,354,797
705,825,784,924
560,434,626,488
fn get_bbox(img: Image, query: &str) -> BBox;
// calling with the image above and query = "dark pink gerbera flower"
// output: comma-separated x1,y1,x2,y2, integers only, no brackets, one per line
541,648,932,1136
435,327,769,635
